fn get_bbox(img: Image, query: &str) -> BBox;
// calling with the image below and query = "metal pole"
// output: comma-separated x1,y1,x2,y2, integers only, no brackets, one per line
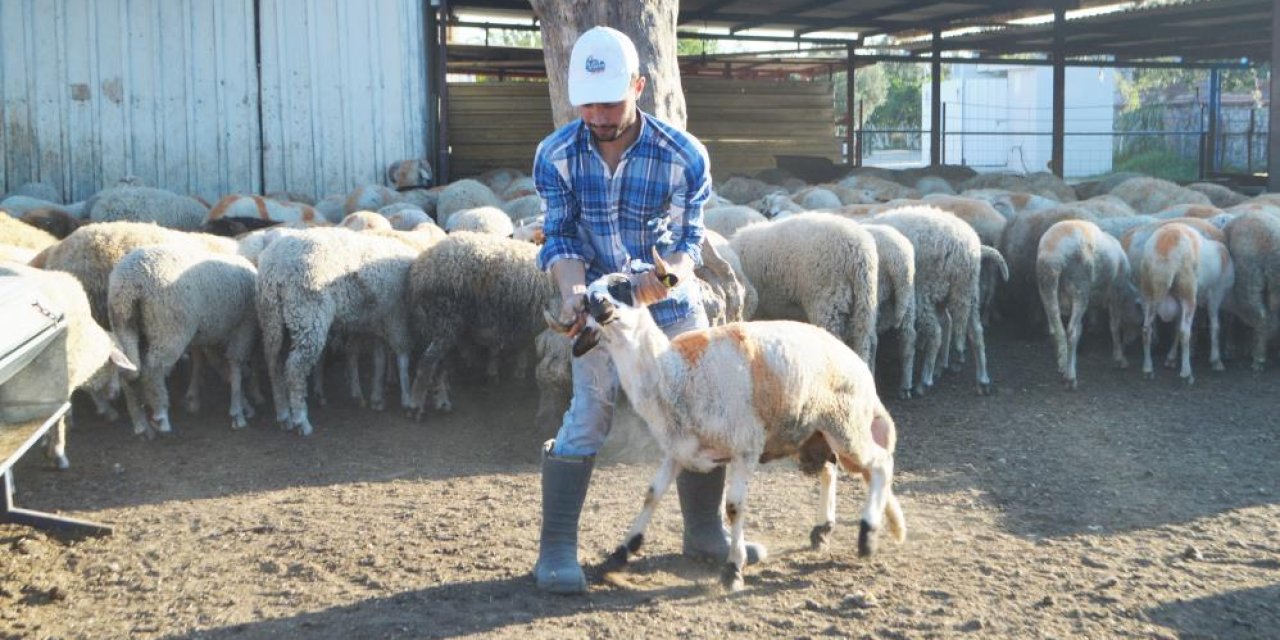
846,43,856,167
1051,4,1066,178
423,0,437,182
436,0,451,184
1207,67,1221,177
930,27,942,167
1270,0,1280,191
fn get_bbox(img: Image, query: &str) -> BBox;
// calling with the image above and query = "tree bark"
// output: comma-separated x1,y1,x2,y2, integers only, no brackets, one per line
530,0,686,130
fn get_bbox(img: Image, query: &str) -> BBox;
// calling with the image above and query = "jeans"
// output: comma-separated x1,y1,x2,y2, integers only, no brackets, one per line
551,306,708,457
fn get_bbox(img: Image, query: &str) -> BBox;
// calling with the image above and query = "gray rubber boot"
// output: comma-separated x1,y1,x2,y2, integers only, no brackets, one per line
677,467,768,565
534,441,594,594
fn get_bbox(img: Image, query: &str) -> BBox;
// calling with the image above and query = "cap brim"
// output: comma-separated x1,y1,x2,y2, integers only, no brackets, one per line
568,76,629,107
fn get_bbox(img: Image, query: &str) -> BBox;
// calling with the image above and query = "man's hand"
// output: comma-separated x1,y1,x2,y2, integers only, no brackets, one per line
559,293,587,338
630,270,669,306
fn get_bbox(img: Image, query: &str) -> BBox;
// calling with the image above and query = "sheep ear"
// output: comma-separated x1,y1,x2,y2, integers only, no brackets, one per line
571,326,600,357
110,346,137,373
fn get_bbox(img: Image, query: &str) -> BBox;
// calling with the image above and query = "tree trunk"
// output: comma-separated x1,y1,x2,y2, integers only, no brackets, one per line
530,0,686,130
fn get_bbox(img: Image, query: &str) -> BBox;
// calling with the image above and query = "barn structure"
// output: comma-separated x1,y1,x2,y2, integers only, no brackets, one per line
0,0,1275,203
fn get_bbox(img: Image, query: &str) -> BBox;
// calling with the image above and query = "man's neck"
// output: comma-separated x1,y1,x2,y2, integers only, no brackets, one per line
591,114,644,174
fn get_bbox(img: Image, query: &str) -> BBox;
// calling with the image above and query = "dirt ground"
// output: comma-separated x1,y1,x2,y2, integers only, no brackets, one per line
3,328,1279,640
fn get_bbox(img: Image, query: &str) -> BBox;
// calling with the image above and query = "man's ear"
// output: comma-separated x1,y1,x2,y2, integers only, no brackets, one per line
633,75,647,99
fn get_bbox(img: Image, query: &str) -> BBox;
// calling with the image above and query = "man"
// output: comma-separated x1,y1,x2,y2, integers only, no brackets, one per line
532,26,764,595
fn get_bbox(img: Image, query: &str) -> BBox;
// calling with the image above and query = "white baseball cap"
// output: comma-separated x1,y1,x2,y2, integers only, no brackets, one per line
567,26,640,107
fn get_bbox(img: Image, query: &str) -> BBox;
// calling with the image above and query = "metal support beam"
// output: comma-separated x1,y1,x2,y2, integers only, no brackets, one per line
1051,5,1066,178
846,43,857,167
1206,67,1221,176
931,27,942,167
1270,0,1280,191
435,0,451,185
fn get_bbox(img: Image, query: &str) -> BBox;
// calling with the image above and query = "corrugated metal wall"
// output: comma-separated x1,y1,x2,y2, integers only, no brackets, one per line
0,0,429,204
259,0,428,199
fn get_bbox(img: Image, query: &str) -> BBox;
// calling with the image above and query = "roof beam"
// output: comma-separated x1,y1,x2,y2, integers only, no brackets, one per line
728,0,845,33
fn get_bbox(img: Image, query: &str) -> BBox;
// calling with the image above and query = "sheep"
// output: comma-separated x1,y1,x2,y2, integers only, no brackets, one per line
207,195,324,225
436,179,502,225
513,215,545,245
1121,217,1225,287
919,195,1009,324
501,176,537,201
700,230,756,322
398,187,441,217
704,205,767,239
545,267,904,592
1035,220,1135,389
1223,212,1280,371
0,262,136,468
407,232,557,417
387,158,433,190
1137,223,1234,384
997,206,1091,326
1109,177,1211,214
860,223,917,396
344,184,402,215
1095,215,1158,240
1073,171,1146,200
872,206,997,395
752,192,805,218
1066,195,1137,219
0,244,38,264
1186,182,1247,208
339,210,393,231
89,186,209,230
837,174,920,202
1026,172,1077,202
962,188,1060,220
0,195,66,217
914,176,956,196
1152,203,1225,220
20,207,82,239
314,195,347,223
729,213,879,363
444,206,515,237
108,246,258,436
478,168,524,196
502,194,542,222
33,222,238,327
717,176,780,205
264,191,317,206
256,228,420,435
12,181,61,203
378,205,435,231
796,187,842,210
1,212,59,252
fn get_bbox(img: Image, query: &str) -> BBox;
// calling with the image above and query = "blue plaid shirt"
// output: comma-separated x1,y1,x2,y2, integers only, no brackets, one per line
534,111,710,328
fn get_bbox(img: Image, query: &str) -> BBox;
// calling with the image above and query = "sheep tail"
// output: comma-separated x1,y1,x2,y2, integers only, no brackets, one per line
885,491,907,543
981,245,1009,281
108,283,144,383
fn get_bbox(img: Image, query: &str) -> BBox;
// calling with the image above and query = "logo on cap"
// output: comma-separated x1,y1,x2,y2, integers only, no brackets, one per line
585,55,606,74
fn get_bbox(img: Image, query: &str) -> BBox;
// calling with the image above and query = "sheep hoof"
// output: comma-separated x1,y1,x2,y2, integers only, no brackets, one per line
857,520,878,557
809,523,833,550
911,384,927,398
101,407,120,422
1211,361,1225,372
1142,370,1155,380
897,387,912,400
976,381,994,396
1252,360,1266,373
435,399,453,413
719,563,745,592
1163,359,1176,369
54,456,70,471
1062,378,1077,391
1181,375,1195,387
601,545,631,573
184,397,200,414
242,404,256,420
1113,358,1129,370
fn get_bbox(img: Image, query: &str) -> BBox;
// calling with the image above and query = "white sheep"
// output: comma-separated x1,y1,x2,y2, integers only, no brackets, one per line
33,222,238,327
256,228,420,435
730,213,879,362
502,194,542,222
1109,177,1211,215
445,206,515,237
1223,212,1280,371
962,189,1059,220
703,205,767,239
108,246,258,436
339,210,393,231
12,181,61,203
378,205,435,231
436,179,502,225
546,266,904,592
1186,182,1247,208
1,263,136,468
314,195,347,223
872,206,998,395
717,176,781,205
1,212,59,252
0,195,65,217
206,195,324,225
344,184,402,215
387,158,433,190
89,186,210,230
1137,223,1234,384
478,168,524,196
914,176,956,196
501,176,537,201
1035,220,1135,389
860,223,917,397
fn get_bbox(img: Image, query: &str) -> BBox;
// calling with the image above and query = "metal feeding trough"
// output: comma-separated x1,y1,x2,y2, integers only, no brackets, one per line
0,275,112,537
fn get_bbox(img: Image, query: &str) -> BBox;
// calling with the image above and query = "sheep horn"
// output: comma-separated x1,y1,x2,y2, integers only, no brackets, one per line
651,246,677,287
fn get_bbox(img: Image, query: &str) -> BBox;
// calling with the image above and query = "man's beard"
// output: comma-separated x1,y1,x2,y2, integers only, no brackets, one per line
589,117,634,143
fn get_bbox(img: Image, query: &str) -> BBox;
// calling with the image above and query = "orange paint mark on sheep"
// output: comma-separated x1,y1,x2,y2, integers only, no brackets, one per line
1154,228,1181,258
1039,223,1074,255
252,196,270,220
207,195,237,220
725,325,789,430
344,187,365,215
671,331,711,366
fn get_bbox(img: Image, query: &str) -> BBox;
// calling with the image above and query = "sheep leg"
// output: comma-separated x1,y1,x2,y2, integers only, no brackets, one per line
897,318,917,399
310,356,328,406
370,342,388,412
86,388,119,422
1208,295,1226,372
120,379,151,436
914,301,942,395
720,456,755,592
1178,300,1195,386
1163,326,1181,369
396,352,413,412
951,293,974,372
1040,268,1069,376
1108,299,1129,370
141,351,178,435
346,345,365,407
1064,297,1087,390
259,309,291,426
966,302,992,396
285,314,332,437
182,349,203,414
604,455,679,571
1141,302,1156,379
937,309,952,373
810,461,838,550
43,415,70,470
228,364,249,430
847,452,893,558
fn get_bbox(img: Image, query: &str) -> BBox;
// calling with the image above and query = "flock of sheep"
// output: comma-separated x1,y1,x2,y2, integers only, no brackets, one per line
1,159,1277,475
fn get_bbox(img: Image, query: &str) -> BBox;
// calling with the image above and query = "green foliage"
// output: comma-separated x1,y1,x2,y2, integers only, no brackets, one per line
1114,149,1198,182
677,38,717,56
833,62,925,129
486,28,542,48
